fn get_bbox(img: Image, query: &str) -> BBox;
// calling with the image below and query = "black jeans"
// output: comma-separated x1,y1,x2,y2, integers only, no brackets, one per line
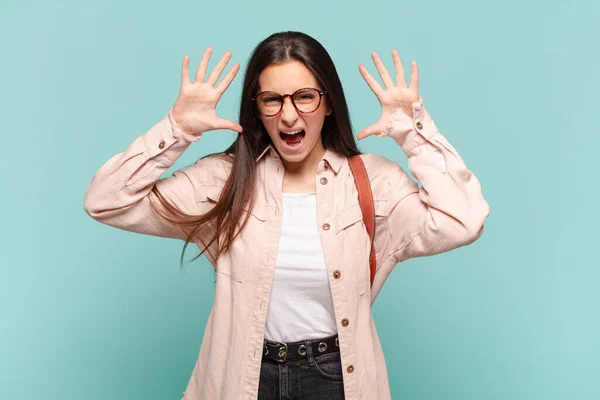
258,341,346,400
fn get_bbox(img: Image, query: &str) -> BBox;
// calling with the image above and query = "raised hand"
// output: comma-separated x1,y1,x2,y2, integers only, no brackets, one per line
357,50,420,140
171,47,243,136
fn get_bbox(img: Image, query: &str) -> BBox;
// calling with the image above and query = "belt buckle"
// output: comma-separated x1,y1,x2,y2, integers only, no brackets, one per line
276,342,288,362
266,340,288,362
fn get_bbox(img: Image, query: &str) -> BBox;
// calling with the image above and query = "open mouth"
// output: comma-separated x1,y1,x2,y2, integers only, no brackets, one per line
279,129,306,147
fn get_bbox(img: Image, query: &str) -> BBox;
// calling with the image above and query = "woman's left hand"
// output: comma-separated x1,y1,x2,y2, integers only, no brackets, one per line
357,50,420,140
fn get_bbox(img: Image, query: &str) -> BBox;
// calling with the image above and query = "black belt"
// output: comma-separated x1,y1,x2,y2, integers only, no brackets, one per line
262,333,339,362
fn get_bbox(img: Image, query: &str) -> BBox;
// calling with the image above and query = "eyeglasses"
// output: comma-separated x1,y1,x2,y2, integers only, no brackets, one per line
252,87,327,117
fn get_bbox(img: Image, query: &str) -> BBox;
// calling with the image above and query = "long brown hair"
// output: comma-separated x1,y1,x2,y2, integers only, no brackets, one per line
151,31,361,267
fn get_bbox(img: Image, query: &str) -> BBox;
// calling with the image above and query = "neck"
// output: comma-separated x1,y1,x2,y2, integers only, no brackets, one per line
281,141,326,192
282,143,325,178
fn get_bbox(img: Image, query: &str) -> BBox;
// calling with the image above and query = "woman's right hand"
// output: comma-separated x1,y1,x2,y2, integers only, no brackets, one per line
171,47,243,136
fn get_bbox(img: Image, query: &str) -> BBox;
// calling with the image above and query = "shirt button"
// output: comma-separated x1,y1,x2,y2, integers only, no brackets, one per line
322,223,330,231
347,365,355,373
320,177,328,185
333,270,341,279
158,140,166,149
415,122,423,130
341,318,349,327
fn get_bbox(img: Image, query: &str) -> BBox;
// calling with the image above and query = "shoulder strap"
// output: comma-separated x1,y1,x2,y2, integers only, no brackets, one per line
347,155,376,288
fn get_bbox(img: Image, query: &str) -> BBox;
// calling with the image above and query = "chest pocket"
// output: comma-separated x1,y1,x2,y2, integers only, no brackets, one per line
219,204,274,282
334,199,390,293
243,204,272,223
335,203,363,233
194,188,258,283
335,199,389,233
334,203,367,294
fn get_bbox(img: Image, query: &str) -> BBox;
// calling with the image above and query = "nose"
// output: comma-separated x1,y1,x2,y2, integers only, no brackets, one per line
280,96,299,126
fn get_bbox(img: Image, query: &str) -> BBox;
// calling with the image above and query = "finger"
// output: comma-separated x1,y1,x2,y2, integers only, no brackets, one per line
392,49,407,87
216,118,243,133
356,122,384,141
194,47,213,83
181,55,190,87
215,63,240,94
358,64,384,97
206,51,232,86
410,60,419,93
371,52,394,89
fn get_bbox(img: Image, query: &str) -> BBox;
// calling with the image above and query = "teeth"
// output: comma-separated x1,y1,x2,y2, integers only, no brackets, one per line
281,130,303,135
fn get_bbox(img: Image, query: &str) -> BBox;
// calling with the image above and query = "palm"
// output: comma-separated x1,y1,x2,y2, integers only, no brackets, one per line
172,47,243,135
357,50,420,140
176,83,222,130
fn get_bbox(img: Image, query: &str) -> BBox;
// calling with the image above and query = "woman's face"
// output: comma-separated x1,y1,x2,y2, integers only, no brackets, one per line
257,60,331,166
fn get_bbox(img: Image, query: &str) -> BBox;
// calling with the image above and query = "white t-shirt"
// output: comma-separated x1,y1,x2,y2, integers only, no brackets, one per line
264,192,338,343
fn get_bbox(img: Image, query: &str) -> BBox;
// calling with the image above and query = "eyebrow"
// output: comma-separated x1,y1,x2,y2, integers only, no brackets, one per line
257,87,323,94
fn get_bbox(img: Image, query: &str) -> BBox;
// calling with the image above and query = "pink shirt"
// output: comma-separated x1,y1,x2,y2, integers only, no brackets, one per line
83,96,489,399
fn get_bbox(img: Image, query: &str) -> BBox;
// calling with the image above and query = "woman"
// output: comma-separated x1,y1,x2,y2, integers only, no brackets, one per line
84,31,489,400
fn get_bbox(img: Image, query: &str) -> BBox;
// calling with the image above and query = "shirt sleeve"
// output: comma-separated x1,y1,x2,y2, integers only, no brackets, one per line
83,109,224,243
380,96,490,264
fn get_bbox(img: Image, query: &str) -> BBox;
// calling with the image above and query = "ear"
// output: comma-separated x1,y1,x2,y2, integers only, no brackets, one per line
325,99,333,116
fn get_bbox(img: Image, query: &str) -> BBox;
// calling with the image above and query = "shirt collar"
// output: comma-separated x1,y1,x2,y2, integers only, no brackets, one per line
255,144,345,174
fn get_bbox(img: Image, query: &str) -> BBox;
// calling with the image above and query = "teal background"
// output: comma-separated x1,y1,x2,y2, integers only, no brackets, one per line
1,0,598,399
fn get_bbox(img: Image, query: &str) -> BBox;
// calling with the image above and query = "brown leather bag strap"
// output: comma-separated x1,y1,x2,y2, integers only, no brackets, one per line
347,155,376,287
